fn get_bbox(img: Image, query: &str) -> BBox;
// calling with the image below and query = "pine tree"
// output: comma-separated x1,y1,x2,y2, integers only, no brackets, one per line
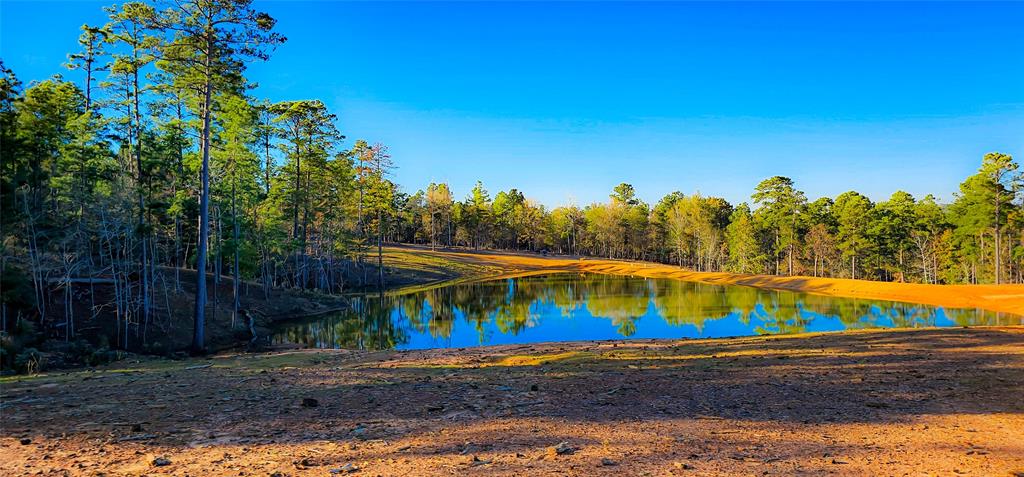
834,191,874,279
752,176,806,275
152,0,284,353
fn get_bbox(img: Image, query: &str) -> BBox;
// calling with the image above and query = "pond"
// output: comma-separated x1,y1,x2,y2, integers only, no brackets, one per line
272,273,1023,350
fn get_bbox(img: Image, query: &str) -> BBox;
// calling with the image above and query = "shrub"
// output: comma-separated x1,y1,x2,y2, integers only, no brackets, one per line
67,339,94,363
87,347,126,367
1,320,43,372
0,338,9,370
14,348,44,374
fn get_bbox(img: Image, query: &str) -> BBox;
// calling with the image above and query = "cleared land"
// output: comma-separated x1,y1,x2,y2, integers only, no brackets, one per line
2,327,1024,476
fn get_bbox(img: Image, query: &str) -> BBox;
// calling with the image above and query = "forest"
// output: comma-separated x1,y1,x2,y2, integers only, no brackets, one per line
1,0,1022,368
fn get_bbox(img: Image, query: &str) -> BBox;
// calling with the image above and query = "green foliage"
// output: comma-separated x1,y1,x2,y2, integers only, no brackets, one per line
725,203,766,274
0,263,35,324
664,193,730,270
611,182,639,206
873,191,917,276
63,339,124,367
834,191,874,279
752,176,807,274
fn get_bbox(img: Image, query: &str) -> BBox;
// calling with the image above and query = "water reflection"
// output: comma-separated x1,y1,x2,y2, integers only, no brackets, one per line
272,274,1023,350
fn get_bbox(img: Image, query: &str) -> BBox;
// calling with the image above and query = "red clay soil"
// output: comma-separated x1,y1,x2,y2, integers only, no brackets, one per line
3,327,1024,476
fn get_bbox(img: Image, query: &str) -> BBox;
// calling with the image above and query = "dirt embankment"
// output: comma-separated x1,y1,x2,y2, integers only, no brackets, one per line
387,245,1024,316
2,327,1023,476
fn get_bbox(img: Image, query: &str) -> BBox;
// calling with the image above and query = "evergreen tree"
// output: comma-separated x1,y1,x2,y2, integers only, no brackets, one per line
752,176,806,275
834,191,874,279
153,0,284,353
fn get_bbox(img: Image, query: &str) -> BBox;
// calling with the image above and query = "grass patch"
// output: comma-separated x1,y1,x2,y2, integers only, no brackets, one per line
488,351,597,367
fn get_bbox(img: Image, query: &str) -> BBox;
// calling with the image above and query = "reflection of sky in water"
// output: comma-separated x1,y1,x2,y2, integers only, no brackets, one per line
273,274,1023,350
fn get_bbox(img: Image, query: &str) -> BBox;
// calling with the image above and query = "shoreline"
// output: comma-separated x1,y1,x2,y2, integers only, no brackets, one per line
384,245,1024,316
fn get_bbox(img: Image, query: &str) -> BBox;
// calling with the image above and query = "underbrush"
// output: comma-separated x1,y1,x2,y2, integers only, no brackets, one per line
1,327,129,375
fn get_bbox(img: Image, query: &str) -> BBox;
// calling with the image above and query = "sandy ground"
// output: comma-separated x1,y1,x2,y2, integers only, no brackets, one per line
385,245,1024,316
3,327,1024,476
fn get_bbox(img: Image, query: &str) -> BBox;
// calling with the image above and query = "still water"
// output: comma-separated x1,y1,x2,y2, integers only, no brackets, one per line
272,273,1022,350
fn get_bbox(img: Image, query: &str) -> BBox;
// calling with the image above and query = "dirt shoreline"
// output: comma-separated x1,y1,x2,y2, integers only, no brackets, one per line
386,245,1024,316
3,326,1023,476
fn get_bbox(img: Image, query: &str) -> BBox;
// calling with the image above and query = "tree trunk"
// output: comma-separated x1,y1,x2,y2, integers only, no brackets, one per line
292,131,302,288
191,47,212,355
995,195,1001,284
232,178,241,329
377,207,385,290
787,243,793,276
133,62,150,337
264,135,272,196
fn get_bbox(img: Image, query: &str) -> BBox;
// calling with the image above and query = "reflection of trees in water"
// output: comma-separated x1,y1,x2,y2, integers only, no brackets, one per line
273,294,407,350
274,274,1022,348
492,278,543,335
942,307,1014,326
651,281,1017,334
749,291,816,335
651,280,733,331
451,282,507,341
579,274,650,336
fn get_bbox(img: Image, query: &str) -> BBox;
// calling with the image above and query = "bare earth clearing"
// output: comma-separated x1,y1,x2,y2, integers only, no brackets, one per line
3,327,1024,476
3,248,1024,476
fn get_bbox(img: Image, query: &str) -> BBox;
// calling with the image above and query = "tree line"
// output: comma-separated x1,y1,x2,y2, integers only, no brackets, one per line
390,158,1021,287
0,0,1021,362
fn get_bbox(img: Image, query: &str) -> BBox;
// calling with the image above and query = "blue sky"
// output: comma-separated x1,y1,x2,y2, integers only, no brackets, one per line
2,1,1022,207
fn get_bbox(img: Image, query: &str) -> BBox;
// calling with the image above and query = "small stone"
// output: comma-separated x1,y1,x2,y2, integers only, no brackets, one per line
349,426,367,439
550,441,575,456
19,438,31,445
469,456,493,467
601,458,617,466
673,461,694,470
530,384,539,392
329,463,359,473
301,398,319,408
152,457,171,467
831,459,849,465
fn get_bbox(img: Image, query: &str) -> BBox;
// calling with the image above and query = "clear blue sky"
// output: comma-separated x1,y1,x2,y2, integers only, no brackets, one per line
2,1,1022,207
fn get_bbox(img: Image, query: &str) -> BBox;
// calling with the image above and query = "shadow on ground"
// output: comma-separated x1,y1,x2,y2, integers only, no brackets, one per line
3,327,1024,476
